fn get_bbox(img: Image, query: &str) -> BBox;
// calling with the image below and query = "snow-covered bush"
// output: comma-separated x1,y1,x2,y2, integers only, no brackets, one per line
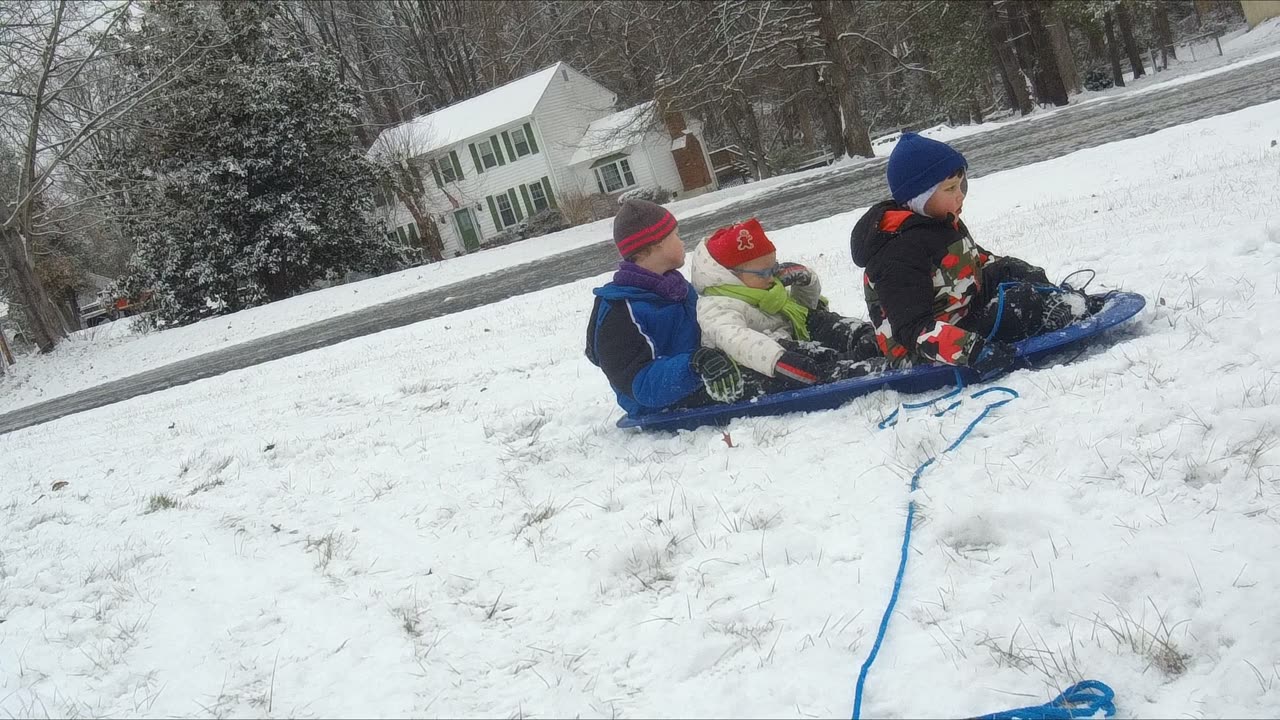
618,186,672,205
1084,68,1115,92
559,192,615,226
523,208,569,238
482,228,523,249
119,3,405,327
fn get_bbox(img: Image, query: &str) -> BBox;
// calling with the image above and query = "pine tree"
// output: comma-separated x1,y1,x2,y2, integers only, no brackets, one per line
122,2,405,327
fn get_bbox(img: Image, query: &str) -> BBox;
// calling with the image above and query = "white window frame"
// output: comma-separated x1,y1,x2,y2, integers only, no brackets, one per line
594,157,636,193
495,193,517,228
528,181,549,213
478,139,498,169
511,126,532,157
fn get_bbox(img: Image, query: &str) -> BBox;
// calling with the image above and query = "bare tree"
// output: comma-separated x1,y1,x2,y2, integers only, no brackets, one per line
813,0,875,158
1114,1,1146,79
985,0,1035,115
1019,1,1070,106
1102,10,1128,87
1151,0,1177,69
0,0,208,353
1045,5,1083,95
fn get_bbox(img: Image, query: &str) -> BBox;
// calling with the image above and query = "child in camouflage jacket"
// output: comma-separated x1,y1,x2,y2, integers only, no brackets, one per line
850,133,1108,377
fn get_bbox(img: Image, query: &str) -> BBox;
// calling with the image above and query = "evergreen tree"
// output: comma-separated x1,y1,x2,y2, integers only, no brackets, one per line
122,1,405,327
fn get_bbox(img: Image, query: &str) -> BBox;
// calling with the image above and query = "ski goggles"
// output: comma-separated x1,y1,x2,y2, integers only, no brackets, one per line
733,263,782,279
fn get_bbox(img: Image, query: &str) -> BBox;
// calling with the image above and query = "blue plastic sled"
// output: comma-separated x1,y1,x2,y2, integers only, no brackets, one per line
617,291,1146,432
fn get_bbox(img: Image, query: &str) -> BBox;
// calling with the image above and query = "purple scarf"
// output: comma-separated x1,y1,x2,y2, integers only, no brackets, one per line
613,262,690,302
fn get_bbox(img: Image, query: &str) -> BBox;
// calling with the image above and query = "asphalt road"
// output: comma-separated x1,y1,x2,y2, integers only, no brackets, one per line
3,55,1279,436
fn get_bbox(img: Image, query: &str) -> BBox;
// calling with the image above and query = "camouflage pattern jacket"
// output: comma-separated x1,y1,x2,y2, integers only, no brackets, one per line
850,200,996,367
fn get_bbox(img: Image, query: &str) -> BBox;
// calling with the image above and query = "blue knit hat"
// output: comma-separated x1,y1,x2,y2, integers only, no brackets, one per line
886,133,967,205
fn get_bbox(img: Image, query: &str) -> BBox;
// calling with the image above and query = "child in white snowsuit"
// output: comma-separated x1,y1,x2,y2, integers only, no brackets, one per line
689,218,882,391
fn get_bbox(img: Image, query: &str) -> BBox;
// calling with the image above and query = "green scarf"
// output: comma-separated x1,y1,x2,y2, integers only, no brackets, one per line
703,280,811,341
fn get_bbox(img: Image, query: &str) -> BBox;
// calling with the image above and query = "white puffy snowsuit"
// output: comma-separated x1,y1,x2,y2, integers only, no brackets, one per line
687,241,824,377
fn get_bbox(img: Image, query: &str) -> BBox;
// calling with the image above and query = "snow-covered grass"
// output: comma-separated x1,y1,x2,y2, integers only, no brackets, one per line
3,100,1280,718
2,19,1278,415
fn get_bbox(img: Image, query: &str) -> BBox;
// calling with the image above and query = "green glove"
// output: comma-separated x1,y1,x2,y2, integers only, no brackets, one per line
690,348,744,403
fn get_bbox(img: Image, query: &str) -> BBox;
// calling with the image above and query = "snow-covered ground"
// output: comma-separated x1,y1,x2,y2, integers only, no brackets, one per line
3,99,1279,718
0,19,1276,415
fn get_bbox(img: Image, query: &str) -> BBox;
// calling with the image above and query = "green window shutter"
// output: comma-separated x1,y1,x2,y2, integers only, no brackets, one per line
502,131,516,160
429,160,443,188
523,123,539,154
490,134,505,165
469,143,484,174
541,176,557,208
486,195,501,229
507,188,523,221
450,150,463,180
519,184,535,216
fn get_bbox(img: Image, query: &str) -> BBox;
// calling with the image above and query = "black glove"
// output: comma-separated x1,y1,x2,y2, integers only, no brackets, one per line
834,354,888,378
774,350,837,387
690,348,744,403
845,322,882,360
775,262,814,288
967,338,1018,380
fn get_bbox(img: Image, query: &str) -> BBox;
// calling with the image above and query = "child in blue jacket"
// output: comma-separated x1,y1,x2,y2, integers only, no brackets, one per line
586,199,742,415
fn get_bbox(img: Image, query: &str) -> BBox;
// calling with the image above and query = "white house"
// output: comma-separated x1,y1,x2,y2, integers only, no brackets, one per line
368,62,717,258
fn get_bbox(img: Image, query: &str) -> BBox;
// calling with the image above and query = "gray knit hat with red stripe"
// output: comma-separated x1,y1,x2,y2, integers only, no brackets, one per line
613,199,677,257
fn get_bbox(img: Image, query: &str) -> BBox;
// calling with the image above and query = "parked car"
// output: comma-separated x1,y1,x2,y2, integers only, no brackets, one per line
79,289,153,328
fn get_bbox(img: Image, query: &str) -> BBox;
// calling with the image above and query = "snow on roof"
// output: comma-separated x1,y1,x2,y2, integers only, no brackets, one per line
569,101,657,166
369,63,564,161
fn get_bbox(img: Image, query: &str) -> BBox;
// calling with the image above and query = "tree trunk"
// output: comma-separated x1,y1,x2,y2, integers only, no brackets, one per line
63,287,83,332
1115,2,1146,79
1103,12,1128,88
969,94,985,124
0,326,14,369
1006,1,1046,101
0,226,66,353
811,0,874,158
1085,24,1107,66
985,1,1034,114
395,187,444,262
1022,1,1070,106
1046,9,1082,94
1153,0,1177,67
735,96,772,180
799,42,846,160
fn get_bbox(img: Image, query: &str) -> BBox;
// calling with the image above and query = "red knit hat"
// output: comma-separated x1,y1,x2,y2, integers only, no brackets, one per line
614,199,677,257
705,218,775,268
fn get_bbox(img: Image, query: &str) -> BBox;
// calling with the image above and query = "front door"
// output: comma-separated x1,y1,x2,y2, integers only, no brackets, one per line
454,208,480,252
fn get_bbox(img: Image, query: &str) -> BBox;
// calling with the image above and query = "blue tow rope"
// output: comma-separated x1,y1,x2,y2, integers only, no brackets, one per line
976,680,1116,719
852,378,1116,720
